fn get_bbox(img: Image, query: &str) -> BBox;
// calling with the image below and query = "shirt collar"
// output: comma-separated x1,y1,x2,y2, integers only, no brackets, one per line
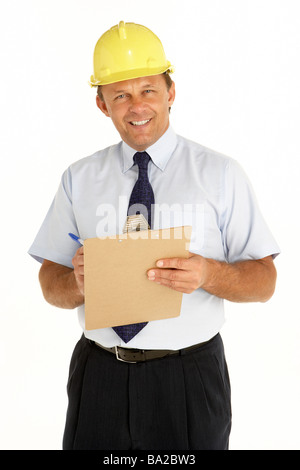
121,126,178,173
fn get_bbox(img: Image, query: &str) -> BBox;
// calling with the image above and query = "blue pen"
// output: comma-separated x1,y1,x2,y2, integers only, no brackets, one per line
68,233,84,245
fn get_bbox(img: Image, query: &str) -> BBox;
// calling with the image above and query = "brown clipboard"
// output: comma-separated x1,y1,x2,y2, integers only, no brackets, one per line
83,226,192,330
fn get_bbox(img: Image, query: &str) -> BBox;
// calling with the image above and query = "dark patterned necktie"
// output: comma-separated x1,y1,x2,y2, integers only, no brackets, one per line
113,152,154,343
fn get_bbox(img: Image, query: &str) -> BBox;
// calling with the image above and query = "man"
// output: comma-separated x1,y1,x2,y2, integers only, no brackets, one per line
29,21,280,450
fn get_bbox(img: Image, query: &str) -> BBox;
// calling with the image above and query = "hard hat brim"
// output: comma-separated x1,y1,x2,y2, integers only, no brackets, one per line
89,63,175,87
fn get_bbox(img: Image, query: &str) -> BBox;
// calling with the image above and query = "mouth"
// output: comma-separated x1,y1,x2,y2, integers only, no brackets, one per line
129,119,151,127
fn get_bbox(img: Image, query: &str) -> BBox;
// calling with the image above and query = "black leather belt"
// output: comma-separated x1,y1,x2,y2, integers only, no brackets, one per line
94,337,214,363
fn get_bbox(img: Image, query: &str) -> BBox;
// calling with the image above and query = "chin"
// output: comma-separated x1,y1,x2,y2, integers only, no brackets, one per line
129,138,153,151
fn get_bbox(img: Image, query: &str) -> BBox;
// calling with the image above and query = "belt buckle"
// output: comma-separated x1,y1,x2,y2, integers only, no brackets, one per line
115,346,137,364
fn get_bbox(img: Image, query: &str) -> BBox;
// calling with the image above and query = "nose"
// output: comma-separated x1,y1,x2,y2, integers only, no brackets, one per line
128,95,147,114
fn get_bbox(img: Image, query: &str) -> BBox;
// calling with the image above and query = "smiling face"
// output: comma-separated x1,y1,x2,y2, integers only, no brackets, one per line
96,74,175,151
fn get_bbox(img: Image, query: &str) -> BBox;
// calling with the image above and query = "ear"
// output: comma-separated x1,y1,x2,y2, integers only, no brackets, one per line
167,81,176,107
96,95,110,117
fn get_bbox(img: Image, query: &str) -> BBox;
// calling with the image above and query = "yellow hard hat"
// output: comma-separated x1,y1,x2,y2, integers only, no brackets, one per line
89,21,174,86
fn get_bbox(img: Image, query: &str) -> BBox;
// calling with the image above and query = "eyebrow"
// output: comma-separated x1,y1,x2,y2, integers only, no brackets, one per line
112,83,157,94
142,83,157,89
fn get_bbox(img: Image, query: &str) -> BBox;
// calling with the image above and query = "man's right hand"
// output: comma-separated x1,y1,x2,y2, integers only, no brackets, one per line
72,246,84,296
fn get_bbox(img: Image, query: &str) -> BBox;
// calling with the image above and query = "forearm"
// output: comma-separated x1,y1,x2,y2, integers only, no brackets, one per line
201,257,277,302
148,254,277,302
39,260,84,309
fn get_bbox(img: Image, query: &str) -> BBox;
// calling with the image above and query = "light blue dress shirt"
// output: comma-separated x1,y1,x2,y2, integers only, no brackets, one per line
28,126,280,349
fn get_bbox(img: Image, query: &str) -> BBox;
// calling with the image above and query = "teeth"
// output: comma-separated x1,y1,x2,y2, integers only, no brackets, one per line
131,120,150,126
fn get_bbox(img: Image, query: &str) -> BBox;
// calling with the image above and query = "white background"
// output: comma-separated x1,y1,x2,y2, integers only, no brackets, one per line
0,0,299,450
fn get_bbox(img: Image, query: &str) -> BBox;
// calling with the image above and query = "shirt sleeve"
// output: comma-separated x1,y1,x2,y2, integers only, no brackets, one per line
28,168,80,268
221,159,280,263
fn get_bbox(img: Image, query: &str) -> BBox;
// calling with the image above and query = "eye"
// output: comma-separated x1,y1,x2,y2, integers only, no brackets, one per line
114,94,126,100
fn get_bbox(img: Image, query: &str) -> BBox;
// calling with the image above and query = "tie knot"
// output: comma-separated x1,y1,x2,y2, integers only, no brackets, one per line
133,152,151,170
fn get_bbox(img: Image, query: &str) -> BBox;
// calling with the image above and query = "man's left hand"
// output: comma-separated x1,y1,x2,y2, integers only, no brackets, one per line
147,254,207,294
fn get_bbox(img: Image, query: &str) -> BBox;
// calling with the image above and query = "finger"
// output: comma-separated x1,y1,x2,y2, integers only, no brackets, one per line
77,254,84,266
77,246,84,258
76,265,85,275
148,268,191,282
74,271,84,296
72,247,84,267
156,257,191,270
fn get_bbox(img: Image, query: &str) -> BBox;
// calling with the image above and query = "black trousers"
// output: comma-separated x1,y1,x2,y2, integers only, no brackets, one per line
62,333,231,450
